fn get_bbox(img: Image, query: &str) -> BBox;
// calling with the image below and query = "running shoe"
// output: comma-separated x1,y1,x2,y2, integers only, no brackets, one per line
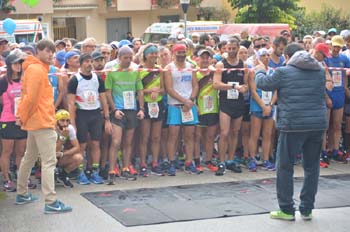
77,172,90,185
44,200,72,214
320,160,329,168
206,162,218,172
99,167,109,180
161,160,170,173
120,169,137,181
168,163,176,176
196,165,204,173
255,154,263,165
128,165,138,176
247,158,257,172
3,180,16,192
139,166,148,177
90,171,104,184
225,160,242,173
262,160,276,171
215,163,225,176
106,172,116,185
300,212,312,221
15,193,38,205
57,171,74,188
184,163,200,174
321,151,330,164
270,210,295,221
151,165,164,176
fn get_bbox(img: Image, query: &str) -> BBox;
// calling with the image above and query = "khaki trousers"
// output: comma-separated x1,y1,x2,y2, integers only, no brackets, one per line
17,128,57,204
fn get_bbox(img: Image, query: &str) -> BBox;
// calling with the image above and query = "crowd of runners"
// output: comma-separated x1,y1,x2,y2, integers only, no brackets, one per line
1,27,350,193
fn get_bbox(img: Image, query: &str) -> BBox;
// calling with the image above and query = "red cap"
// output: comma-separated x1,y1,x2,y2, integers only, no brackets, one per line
172,44,186,53
314,43,331,58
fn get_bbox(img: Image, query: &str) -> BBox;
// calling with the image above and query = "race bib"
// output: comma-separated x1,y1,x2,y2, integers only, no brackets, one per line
203,95,214,113
227,82,239,100
181,108,194,123
332,71,342,87
123,91,135,109
83,90,97,105
14,97,20,115
261,91,272,105
147,102,159,118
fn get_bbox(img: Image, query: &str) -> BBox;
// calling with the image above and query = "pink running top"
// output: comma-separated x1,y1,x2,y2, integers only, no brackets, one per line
1,80,21,122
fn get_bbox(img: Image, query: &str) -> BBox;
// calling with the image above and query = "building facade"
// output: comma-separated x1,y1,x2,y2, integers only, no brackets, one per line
10,0,225,43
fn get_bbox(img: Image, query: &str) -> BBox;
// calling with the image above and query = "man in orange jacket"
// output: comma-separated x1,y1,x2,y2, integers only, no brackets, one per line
15,39,72,214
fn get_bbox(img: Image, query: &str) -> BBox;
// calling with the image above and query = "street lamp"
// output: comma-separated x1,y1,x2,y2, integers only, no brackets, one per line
180,0,190,38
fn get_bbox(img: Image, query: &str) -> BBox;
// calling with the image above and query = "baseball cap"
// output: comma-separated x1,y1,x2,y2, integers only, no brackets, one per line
314,43,331,58
177,34,185,40
159,38,168,46
117,39,133,49
5,53,24,66
79,53,92,65
331,35,345,47
20,45,36,55
110,41,119,49
64,50,80,62
191,32,200,38
91,51,104,60
213,54,222,62
327,28,337,35
172,44,186,53
197,49,212,57
0,38,8,45
55,50,66,66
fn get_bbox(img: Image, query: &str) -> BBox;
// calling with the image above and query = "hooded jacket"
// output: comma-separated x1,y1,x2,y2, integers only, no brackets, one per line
16,55,55,130
255,51,328,132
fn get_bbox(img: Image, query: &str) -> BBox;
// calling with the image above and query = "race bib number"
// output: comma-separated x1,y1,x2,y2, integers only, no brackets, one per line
14,97,20,115
147,102,159,118
261,91,272,105
203,95,214,113
227,82,239,100
83,90,97,105
123,91,135,109
181,108,194,123
332,71,342,87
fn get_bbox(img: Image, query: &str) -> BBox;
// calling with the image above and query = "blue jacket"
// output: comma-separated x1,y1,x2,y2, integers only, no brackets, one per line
255,51,327,132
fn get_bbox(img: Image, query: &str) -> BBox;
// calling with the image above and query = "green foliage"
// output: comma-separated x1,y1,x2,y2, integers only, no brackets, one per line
295,4,350,38
198,7,231,23
227,0,300,29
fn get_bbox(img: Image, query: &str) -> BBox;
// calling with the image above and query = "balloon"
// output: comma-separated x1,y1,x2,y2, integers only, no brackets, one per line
21,0,40,8
2,18,16,35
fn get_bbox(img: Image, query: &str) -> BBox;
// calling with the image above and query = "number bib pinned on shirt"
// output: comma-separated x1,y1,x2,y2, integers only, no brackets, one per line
147,102,159,118
203,95,214,113
181,108,194,123
123,91,135,109
332,70,342,87
227,82,239,99
261,91,272,105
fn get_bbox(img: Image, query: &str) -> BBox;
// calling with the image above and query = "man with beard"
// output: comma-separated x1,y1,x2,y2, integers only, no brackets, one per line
213,38,249,176
164,43,199,176
55,110,83,188
67,53,111,185
269,36,288,68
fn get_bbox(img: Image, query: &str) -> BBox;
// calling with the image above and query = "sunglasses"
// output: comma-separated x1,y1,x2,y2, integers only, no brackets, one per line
254,44,267,49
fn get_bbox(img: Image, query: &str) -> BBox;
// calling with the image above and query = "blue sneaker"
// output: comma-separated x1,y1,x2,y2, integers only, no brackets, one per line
44,200,72,214
77,172,90,185
168,163,176,176
15,193,38,205
247,158,257,172
184,162,200,174
90,171,104,184
262,160,276,171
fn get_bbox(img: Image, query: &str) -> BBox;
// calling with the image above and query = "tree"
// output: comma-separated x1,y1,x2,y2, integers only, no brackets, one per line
0,0,16,20
227,0,301,29
295,4,350,38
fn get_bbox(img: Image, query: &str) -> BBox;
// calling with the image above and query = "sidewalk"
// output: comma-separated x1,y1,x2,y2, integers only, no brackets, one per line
0,162,349,232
